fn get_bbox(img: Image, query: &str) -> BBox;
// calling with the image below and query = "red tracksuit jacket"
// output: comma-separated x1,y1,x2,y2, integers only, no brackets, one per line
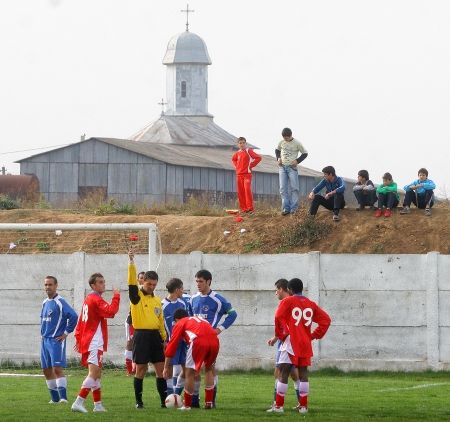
231,148,262,175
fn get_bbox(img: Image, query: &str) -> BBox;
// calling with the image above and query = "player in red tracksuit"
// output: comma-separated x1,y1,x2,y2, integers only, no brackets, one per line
163,309,219,410
231,136,262,213
271,278,331,415
71,273,120,413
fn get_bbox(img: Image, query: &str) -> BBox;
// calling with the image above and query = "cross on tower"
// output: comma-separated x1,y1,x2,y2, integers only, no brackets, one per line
181,4,194,32
158,98,167,115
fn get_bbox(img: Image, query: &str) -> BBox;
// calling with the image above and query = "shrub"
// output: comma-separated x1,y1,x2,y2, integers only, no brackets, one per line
281,216,332,247
0,194,20,210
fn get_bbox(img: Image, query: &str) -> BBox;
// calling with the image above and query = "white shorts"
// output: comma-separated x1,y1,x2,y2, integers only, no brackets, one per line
125,321,134,341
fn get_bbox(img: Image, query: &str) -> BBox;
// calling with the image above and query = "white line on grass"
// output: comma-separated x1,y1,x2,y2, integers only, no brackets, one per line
0,373,44,377
377,382,450,392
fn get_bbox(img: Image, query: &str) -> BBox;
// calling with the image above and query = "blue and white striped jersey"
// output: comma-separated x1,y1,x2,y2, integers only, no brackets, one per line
40,294,78,338
190,290,237,331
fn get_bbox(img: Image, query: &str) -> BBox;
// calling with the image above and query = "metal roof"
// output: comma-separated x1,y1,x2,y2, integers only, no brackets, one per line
162,31,212,65
130,115,257,148
93,137,323,177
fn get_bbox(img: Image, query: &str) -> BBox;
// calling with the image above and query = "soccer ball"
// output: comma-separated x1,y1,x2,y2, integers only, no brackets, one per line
165,393,182,408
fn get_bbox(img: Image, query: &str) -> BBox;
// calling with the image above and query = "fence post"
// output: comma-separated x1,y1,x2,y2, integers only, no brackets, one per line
308,251,321,363
426,251,440,369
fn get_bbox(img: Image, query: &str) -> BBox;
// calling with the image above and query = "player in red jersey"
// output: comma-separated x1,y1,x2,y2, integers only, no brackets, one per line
271,278,331,414
163,308,219,411
71,273,120,413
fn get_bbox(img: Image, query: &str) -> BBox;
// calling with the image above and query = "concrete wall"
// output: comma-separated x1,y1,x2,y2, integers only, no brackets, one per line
1,251,447,371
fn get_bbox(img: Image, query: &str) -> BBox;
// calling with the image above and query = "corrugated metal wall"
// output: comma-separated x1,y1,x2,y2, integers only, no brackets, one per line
20,139,339,207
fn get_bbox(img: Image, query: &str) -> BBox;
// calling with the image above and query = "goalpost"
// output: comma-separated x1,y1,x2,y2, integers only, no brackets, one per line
0,222,160,270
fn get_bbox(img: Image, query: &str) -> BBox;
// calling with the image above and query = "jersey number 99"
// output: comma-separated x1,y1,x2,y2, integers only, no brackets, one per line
292,307,313,327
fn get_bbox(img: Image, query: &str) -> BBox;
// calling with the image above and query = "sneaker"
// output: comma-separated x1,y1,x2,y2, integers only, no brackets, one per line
178,406,191,411
93,403,107,412
205,403,213,410
266,403,276,412
266,406,284,413
59,399,68,404
281,209,290,216
399,206,410,215
135,402,144,409
48,400,58,404
374,209,382,217
384,209,392,218
298,406,308,414
71,401,88,413
356,205,364,211
425,208,431,217
332,214,340,222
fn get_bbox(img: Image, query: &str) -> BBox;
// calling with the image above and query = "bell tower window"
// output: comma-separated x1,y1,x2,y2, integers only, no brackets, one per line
181,81,187,98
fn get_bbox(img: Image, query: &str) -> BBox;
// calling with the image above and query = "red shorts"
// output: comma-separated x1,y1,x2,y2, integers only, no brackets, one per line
289,354,311,367
185,336,219,372
81,350,104,368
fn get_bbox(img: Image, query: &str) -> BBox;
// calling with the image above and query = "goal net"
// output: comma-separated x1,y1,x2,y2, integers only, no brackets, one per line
0,223,160,268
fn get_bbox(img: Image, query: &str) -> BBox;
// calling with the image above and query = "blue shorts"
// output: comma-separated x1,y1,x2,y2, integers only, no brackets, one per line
171,341,187,366
40,337,67,369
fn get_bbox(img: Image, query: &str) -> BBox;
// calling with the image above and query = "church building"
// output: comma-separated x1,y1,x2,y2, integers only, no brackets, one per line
18,22,325,206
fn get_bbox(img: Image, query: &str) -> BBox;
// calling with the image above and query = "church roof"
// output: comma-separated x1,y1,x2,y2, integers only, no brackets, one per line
129,115,256,148
163,31,211,65
90,137,323,177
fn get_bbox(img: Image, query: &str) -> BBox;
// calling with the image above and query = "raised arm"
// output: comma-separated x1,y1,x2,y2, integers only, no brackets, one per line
128,250,141,305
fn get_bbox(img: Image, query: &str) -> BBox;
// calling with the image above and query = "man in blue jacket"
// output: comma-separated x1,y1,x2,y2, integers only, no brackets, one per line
308,166,346,221
400,168,436,217
40,275,78,403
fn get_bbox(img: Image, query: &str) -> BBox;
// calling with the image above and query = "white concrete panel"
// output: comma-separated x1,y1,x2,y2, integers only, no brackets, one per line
321,326,427,360
439,327,450,363
439,291,450,326
321,290,426,327
438,255,450,289
0,254,85,289
0,290,73,324
320,254,427,290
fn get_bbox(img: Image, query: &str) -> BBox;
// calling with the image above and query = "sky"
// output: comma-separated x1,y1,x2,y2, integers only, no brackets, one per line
1,0,449,197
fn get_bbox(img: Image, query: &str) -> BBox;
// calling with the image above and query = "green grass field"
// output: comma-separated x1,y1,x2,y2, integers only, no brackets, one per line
1,369,449,421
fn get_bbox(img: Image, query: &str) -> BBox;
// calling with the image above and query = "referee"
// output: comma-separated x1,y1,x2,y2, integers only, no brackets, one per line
128,250,167,409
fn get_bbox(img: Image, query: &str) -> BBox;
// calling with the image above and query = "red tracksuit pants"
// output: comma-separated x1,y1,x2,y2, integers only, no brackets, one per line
236,174,254,212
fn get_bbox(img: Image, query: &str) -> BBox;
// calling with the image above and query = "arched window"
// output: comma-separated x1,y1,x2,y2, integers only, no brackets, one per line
181,81,186,98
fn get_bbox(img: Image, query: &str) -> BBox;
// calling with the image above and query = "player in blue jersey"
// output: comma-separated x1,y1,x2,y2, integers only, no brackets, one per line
190,269,237,408
162,278,192,395
40,275,78,403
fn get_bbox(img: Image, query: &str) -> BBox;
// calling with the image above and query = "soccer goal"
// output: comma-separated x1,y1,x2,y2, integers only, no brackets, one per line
0,222,161,270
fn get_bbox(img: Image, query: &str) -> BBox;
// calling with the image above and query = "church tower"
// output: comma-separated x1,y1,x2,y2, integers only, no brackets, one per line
162,21,212,116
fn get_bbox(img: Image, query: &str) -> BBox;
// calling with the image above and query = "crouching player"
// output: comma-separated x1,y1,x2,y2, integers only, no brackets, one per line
71,273,120,413
271,278,331,414
163,309,220,410
162,278,192,395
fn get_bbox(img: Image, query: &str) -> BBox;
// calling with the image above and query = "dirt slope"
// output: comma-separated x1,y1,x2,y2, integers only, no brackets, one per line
0,205,448,255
